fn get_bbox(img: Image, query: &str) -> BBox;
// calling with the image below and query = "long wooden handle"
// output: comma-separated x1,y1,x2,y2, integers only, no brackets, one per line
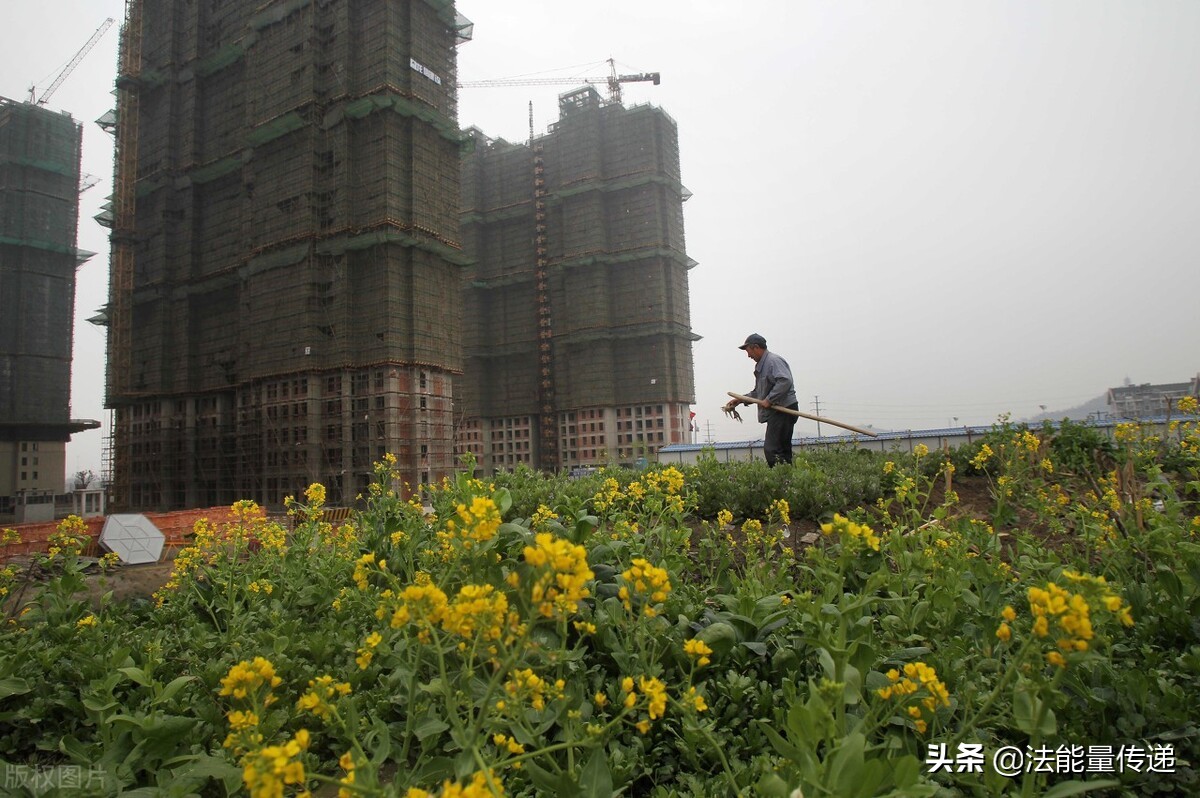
727,392,878,437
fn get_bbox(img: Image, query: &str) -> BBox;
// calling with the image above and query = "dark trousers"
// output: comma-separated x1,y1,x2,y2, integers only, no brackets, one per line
764,403,800,466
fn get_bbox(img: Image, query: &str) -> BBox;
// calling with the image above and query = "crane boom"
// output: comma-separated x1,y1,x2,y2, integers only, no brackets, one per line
36,18,115,106
459,59,659,104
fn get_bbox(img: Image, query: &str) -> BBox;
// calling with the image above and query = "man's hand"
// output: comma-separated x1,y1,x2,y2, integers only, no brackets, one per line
759,399,771,409
723,400,738,413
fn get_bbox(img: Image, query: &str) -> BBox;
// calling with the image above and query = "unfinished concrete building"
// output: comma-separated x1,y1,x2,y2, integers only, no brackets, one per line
0,98,99,523
105,0,470,510
458,86,697,473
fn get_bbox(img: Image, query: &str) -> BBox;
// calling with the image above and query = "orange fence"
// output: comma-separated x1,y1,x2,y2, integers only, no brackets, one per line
1,507,237,563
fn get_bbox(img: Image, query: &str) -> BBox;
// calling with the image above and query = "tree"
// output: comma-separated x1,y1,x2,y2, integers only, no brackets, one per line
71,469,97,491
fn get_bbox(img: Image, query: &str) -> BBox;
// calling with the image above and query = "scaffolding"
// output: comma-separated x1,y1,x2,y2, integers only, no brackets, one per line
107,0,467,510
0,98,83,429
460,93,697,472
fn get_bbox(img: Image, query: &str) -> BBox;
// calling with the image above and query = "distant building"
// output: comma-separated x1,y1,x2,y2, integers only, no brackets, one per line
458,86,697,473
0,98,100,524
1107,376,1199,420
103,1,472,510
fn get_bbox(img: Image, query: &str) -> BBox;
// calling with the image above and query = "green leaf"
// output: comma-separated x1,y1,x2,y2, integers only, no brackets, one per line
117,666,151,686
830,732,866,796
580,746,613,798
759,720,806,762
524,758,581,797
754,772,793,798
0,678,30,700
414,715,450,742
495,487,513,515
155,675,194,706
1013,684,1057,737
1041,779,1121,798
889,754,920,788
842,663,862,705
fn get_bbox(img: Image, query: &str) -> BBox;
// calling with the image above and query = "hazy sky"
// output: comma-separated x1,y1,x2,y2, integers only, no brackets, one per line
2,1,1197,477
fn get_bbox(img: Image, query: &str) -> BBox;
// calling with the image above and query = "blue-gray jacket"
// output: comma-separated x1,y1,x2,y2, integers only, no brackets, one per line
745,350,798,423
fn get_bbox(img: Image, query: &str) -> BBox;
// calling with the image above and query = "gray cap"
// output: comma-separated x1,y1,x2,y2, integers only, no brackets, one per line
739,333,767,350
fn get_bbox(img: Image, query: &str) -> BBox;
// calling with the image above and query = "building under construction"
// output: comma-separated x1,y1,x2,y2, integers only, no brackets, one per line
0,98,98,523
105,0,471,510
457,86,697,473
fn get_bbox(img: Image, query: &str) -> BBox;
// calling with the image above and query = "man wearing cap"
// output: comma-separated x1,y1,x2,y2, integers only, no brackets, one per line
724,334,800,466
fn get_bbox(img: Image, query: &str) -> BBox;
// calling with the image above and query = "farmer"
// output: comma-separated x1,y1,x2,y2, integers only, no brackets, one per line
724,333,799,466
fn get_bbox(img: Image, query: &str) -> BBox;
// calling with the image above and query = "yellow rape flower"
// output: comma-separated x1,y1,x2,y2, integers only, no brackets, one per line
683,638,713,667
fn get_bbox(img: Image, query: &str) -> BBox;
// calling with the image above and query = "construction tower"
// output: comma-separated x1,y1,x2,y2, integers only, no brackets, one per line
105,0,471,510
0,98,100,523
458,86,698,472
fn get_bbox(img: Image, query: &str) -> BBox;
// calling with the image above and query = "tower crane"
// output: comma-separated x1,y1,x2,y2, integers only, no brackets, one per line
459,58,659,105
30,17,115,107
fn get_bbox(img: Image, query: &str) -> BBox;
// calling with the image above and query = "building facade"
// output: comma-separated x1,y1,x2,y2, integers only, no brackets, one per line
0,98,98,523
457,87,697,473
106,0,470,510
1107,377,1200,420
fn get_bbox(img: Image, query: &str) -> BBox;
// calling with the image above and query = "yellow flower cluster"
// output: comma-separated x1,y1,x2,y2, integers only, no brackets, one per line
441,584,512,642
716,509,734,528
617,675,667,734
457,497,502,542
683,638,712,667
1062,570,1134,626
220,657,283,701
336,751,357,798
1016,430,1040,454
771,498,791,525
1015,574,1134,668
296,674,352,720
820,514,882,552
522,532,594,619
403,771,504,798
438,496,503,553
356,631,383,670
75,614,98,629
220,657,283,756
240,730,310,798
503,668,563,712
353,552,375,591
618,559,672,617
645,466,686,495
0,563,17,599
387,583,450,632
492,732,526,756
876,662,950,734
591,469,688,517
1114,422,1140,444
46,515,89,560
529,504,559,531
1,528,21,546
591,478,622,514
913,444,930,458
970,444,994,470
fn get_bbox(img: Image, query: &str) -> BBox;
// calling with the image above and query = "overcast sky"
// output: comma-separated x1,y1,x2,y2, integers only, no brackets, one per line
2,1,1197,476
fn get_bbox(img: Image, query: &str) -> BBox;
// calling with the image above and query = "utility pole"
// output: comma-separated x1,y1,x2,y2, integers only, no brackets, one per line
812,396,823,438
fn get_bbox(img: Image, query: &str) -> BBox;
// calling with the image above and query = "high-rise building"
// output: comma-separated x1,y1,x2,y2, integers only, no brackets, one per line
0,98,99,523
458,86,697,473
105,0,471,510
